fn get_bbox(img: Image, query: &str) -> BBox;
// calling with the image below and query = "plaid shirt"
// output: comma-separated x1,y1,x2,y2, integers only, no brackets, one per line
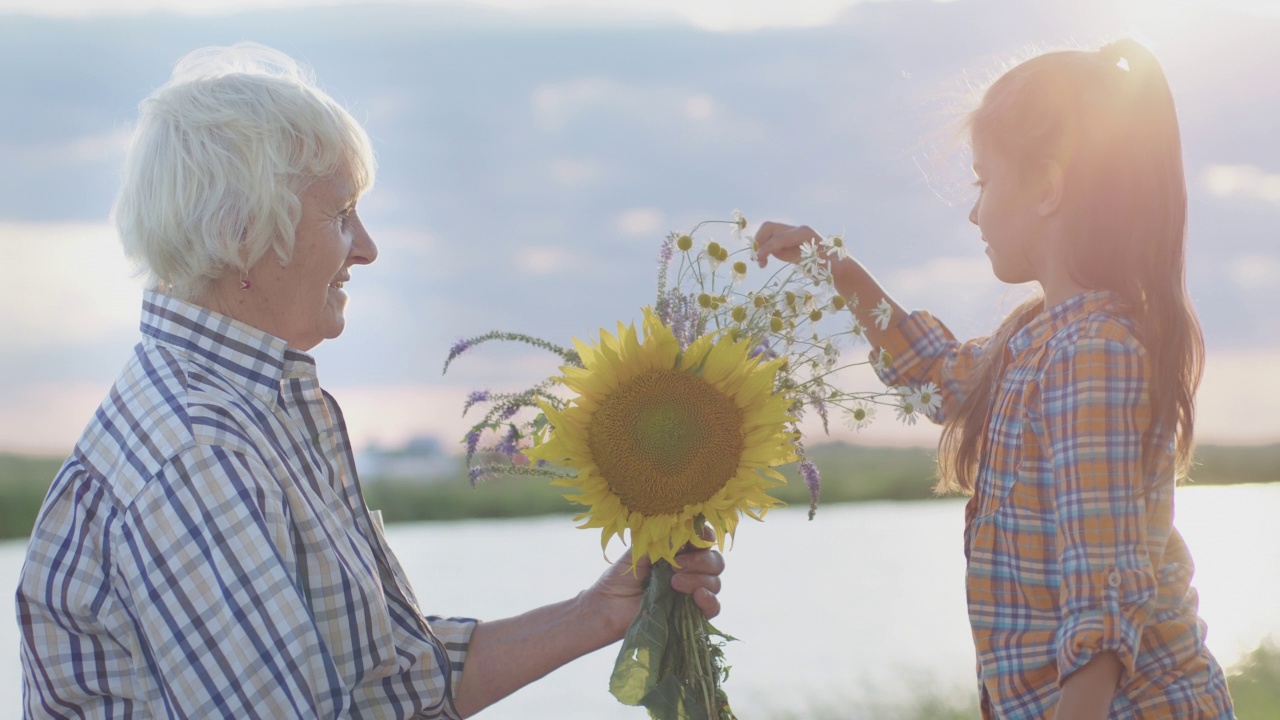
877,290,1233,719
17,291,476,719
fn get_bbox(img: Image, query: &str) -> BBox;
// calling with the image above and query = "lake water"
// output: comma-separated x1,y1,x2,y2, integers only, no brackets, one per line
3,484,1277,718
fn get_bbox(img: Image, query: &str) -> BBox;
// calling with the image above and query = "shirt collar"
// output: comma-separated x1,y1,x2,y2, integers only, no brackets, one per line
1007,289,1120,355
139,290,317,402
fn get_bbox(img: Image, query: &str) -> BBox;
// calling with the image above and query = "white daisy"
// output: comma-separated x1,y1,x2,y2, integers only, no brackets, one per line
871,298,893,331
896,395,919,426
822,234,851,261
823,341,840,369
847,318,867,346
844,401,876,431
912,381,942,415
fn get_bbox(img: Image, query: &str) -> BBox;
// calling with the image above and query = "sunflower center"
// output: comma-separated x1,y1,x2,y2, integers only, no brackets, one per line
587,368,745,516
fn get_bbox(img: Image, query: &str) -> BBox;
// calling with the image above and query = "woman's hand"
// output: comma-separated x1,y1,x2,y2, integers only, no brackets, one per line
453,530,724,716
585,531,726,640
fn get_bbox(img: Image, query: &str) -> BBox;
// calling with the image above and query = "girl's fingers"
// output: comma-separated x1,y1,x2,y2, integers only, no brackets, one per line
754,221,820,266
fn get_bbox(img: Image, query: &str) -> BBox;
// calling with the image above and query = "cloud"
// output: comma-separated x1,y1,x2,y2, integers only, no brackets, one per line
1202,163,1280,205
531,77,620,133
515,244,576,275
683,93,717,122
1227,253,1280,290
0,222,142,350
549,157,604,187
614,207,665,237
530,76,729,135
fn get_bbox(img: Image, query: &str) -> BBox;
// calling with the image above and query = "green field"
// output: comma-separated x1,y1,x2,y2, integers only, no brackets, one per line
2,442,1276,540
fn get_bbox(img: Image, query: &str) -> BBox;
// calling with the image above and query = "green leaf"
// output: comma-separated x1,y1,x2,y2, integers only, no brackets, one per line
610,562,676,704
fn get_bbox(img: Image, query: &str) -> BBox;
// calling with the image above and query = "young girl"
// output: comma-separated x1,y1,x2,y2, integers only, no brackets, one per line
755,39,1234,719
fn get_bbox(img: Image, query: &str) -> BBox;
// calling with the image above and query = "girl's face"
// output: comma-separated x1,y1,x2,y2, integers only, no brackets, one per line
969,135,1045,285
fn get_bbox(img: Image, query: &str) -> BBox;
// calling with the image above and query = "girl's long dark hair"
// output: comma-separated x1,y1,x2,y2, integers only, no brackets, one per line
937,39,1204,493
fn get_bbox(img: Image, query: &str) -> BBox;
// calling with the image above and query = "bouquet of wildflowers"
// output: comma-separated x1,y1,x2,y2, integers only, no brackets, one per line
444,212,930,719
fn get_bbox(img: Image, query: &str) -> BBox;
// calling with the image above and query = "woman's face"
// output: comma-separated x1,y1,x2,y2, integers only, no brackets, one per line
248,164,377,350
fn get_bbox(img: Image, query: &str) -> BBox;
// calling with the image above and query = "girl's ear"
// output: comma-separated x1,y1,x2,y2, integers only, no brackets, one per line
1037,160,1065,217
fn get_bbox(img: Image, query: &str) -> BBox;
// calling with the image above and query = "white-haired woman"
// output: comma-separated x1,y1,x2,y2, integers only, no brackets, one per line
17,44,724,719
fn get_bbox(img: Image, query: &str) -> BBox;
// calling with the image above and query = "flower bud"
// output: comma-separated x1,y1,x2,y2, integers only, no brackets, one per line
707,241,722,257
770,315,783,333
731,306,747,323
698,293,712,309
732,261,747,276
677,235,694,251
831,296,847,311
809,309,823,322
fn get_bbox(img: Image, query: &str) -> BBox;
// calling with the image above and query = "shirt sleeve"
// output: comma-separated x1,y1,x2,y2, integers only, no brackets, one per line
873,310,991,423
115,443,351,718
1041,333,1160,685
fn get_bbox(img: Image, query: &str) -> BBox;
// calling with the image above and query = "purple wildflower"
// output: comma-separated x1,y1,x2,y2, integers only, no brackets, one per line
799,458,821,520
748,341,778,361
463,390,491,416
448,338,472,360
659,237,674,267
467,465,486,486
500,404,519,421
814,398,830,435
496,423,520,461
464,430,481,463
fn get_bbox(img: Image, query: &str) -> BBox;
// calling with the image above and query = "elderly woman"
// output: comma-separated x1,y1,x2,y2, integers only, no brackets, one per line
17,44,724,718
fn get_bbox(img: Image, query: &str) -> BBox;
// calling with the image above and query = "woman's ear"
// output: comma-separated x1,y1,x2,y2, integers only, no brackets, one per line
1037,160,1065,216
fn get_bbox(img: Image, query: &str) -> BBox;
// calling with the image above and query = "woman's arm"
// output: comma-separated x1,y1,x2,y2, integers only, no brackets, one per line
453,547,724,717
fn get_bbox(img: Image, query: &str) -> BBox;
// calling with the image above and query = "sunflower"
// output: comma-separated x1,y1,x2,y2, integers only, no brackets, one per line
524,308,797,568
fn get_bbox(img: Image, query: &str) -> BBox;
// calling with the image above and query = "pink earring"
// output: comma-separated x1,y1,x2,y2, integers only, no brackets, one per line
240,272,251,290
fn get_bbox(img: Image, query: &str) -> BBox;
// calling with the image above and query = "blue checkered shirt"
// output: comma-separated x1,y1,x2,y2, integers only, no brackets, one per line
17,291,476,719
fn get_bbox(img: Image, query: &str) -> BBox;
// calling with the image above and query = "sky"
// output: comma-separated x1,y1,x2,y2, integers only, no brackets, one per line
0,0,1277,456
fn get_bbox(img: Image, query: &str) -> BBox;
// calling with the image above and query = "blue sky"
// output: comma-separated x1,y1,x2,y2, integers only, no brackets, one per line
1,0,1277,454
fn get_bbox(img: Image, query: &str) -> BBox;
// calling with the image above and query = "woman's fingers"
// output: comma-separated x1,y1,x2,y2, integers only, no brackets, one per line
670,546,725,619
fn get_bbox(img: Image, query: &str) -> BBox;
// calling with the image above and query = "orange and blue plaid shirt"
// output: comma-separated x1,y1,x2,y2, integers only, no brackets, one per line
877,290,1234,719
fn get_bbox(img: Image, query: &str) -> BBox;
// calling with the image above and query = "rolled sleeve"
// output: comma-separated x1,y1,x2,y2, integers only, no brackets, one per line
1041,332,1159,684
425,616,477,704
872,310,988,422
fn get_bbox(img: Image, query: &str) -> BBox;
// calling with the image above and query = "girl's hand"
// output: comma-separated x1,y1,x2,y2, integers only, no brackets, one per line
753,219,907,342
754,221,826,268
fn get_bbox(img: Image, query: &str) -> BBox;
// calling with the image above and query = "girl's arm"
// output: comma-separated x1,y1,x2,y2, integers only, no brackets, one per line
1042,323,1164,710
754,220,987,419
1054,652,1122,720
753,221,907,346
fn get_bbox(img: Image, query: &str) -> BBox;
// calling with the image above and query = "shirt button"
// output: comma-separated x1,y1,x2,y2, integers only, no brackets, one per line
1107,570,1122,588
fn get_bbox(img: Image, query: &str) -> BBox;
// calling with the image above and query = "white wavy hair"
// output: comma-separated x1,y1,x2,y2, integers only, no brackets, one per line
114,43,376,300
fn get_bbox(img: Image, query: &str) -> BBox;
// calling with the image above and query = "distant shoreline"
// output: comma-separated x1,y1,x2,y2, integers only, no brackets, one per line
2,442,1276,540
